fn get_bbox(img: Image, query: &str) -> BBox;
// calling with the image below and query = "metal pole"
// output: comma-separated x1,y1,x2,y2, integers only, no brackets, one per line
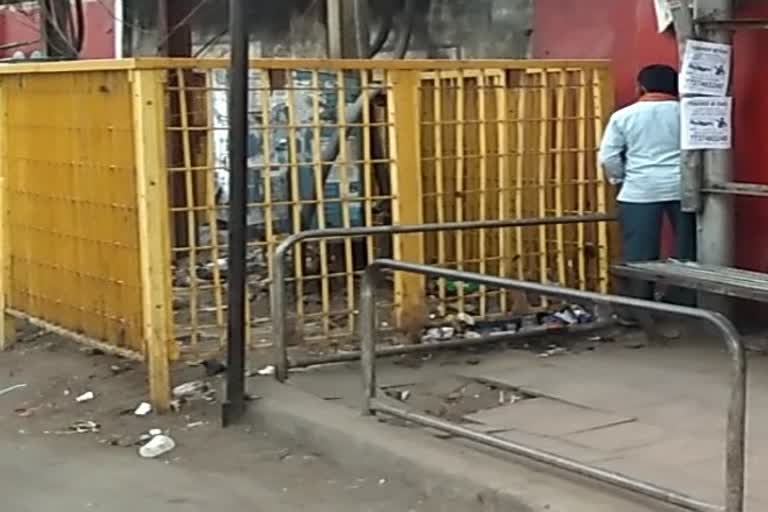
669,0,703,213
222,0,249,427
270,213,616,381
114,0,124,58
696,0,735,317
360,259,746,512
360,267,377,414
326,0,369,58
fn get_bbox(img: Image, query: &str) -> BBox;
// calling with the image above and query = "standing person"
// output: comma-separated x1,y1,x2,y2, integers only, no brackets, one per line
599,64,696,308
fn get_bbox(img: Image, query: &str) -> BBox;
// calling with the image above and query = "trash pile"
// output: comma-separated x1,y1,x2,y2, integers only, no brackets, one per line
420,304,596,344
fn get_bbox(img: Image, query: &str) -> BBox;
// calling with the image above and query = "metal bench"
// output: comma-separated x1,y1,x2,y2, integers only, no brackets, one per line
611,260,768,303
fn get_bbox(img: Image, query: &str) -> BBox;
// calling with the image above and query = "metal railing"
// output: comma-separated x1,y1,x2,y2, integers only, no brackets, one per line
360,260,746,512
270,213,615,381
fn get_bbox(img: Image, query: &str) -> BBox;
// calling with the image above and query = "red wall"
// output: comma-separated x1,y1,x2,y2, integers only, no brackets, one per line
534,0,768,271
0,1,114,59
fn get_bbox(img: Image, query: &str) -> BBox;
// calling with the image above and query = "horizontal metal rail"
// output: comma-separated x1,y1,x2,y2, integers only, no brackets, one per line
360,260,746,512
702,182,768,198
270,213,616,381
289,319,613,369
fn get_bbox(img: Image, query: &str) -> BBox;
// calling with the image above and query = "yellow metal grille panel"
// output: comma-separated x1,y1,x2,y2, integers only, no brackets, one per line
158,59,614,354
420,67,613,316
2,70,144,352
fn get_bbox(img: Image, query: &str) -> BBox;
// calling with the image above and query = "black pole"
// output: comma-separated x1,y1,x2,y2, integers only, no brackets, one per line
222,0,249,427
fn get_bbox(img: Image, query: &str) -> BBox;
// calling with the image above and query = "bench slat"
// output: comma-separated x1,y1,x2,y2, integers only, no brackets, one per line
611,260,768,302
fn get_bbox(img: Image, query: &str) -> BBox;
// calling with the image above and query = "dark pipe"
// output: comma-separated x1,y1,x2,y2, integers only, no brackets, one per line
223,0,249,428
368,13,393,57
300,0,417,231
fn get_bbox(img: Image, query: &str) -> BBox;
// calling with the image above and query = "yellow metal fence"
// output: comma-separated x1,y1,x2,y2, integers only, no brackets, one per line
160,58,614,354
0,58,614,408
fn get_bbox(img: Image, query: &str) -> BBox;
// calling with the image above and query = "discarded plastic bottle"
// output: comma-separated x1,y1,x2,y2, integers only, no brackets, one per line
445,279,480,294
139,435,176,459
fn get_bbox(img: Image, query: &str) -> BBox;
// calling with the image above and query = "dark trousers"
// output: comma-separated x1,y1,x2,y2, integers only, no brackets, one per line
618,201,697,304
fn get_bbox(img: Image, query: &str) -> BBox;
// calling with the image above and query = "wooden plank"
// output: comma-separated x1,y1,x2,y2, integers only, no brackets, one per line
432,73,447,312
0,176,14,351
389,70,426,333
576,70,588,290
335,70,356,330
128,57,613,73
537,70,549,303
0,78,12,350
593,69,613,293
455,72,466,307
131,69,174,412
554,69,567,287
176,69,200,346
477,71,489,317
310,70,331,335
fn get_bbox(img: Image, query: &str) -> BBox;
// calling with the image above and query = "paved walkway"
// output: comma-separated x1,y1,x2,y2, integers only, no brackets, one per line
288,327,767,510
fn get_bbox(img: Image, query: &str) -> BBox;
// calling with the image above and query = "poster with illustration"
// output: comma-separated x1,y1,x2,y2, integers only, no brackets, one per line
681,97,732,150
680,40,732,97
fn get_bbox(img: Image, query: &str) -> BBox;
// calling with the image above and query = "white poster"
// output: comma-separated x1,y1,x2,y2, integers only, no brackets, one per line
680,40,732,96
681,97,733,150
653,0,693,33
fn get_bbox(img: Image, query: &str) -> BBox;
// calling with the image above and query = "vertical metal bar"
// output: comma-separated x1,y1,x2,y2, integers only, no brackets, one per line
515,74,526,281
477,71,489,317
336,70,356,330
496,72,510,310
223,0,249,426
203,70,225,340
360,266,377,414
537,70,549,302
576,70,588,290
593,69,610,293
360,71,375,270
554,69,567,287
258,69,275,313
176,69,199,346
455,72,466,308
286,70,305,332
726,335,747,512
311,70,331,336
433,73,447,313
114,0,125,58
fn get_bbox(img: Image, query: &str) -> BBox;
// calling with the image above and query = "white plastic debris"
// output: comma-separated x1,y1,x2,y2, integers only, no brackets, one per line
456,312,476,326
0,383,27,397
139,434,176,459
148,428,163,437
172,380,207,399
134,402,152,416
538,346,568,358
421,326,455,343
76,391,95,403
256,365,276,376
